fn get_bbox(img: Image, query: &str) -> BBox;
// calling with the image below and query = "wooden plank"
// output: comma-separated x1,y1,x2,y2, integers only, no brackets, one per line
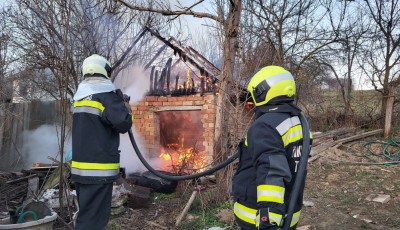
47,156,61,164
32,163,58,168
6,174,37,184
175,189,198,227
312,127,355,140
334,129,383,145
309,140,336,163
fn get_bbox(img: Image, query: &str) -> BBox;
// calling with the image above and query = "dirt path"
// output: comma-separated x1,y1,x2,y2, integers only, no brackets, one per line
301,162,400,230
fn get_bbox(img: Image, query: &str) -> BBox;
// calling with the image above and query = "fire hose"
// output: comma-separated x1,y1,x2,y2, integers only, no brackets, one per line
127,128,239,181
127,109,310,230
281,113,310,230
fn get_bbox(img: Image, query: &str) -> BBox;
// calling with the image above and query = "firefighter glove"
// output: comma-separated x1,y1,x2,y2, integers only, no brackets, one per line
256,208,280,230
124,101,132,114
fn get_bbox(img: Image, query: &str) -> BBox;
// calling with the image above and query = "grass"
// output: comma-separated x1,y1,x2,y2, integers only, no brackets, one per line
377,214,400,228
306,89,384,130
335,193,359,204
151,192,176,204
349,170,371,181
178,200,235,230
151,192,176,199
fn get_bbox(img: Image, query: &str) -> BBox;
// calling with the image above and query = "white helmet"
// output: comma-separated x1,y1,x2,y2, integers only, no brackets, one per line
82,54,112,78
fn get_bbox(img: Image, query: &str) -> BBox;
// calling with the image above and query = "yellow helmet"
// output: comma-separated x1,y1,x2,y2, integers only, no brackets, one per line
247,66,295,106
82,54,112,79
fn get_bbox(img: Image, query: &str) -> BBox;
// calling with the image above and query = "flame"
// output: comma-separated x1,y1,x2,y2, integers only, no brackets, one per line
158,111,205,174
159,138,206,174
246,102,254,110
186,68,190,84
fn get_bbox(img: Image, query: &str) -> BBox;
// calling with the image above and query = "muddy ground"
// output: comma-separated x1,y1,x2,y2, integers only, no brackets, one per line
105,141,400,230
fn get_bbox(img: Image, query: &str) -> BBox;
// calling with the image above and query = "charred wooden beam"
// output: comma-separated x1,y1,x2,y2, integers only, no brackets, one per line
144,26,216,79
191,78,195,94
175,75,179,93
154,70,158,94
166,58,172,95
160,67,167,96
188,46,221,76
149,66,155,94
200,77,205,96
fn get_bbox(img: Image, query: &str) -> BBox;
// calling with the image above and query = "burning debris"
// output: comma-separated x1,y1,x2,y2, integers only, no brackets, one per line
158,111,207,175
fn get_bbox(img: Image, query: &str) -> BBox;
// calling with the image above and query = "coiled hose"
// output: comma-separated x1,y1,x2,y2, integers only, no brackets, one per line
347,139,400,167
128,129,239,181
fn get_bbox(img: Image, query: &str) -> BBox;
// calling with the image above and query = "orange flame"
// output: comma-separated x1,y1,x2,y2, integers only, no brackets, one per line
159,138,206,174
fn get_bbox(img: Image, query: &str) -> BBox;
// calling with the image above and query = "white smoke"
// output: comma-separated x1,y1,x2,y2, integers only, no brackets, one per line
114,65,163,175
22,124,72,169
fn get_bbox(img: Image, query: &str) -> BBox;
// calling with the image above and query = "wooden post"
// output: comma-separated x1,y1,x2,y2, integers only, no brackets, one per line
175,75,179,93
384,85,395,138
160,67,167,95
149,66,155,94
200,77,205,96
175,188,198,227
166,58,172,95
153,70,158,94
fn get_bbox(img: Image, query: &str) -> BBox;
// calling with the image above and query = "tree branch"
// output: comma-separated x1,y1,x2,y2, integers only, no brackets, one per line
117,0,223,23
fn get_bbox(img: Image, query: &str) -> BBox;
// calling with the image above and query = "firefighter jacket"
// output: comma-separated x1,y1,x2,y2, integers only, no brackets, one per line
71,91,132,184
232,103,312,229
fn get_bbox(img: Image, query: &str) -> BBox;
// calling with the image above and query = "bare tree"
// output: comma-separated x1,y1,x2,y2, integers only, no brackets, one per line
321,3,370,115
0,8,13,103
8,0,157,99
360,0,400,118
243,0,348,102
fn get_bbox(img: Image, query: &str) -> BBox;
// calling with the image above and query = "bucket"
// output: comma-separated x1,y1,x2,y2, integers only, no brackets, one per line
0,212,57,230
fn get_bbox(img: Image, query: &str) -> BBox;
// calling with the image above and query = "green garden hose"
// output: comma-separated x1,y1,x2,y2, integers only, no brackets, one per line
18,211,38,223
347,139,400,166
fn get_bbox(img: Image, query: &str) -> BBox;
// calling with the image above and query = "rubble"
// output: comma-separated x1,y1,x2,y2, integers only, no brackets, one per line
110,184,129,217
365,194,391,203
353,214,373,224
40,189,74,209
303,200,315,207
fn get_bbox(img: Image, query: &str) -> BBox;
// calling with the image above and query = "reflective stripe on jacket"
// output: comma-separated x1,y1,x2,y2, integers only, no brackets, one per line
234,201,301,227
71,91,132,184
232,111,312,229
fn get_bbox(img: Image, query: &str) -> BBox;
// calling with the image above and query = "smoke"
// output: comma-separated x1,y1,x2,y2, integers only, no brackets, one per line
22,124,71,169
114,65,163,174
114,65,150,103
159,111,203,148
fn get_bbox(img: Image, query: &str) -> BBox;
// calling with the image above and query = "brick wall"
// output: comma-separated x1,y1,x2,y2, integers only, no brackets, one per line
131,93,215,164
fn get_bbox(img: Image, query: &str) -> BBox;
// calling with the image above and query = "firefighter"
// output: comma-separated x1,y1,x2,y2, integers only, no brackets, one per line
232,66,312,230
71,54,132,230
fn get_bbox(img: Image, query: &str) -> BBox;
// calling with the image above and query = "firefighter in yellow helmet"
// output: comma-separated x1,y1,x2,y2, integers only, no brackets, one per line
232,66,312,230
72,54,132,230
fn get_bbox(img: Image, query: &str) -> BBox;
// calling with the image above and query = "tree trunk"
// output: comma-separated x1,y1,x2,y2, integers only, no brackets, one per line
384,85,395,138
214,0,242,200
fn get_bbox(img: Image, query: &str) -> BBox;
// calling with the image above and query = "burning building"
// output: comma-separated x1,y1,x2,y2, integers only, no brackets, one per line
127,26,221,175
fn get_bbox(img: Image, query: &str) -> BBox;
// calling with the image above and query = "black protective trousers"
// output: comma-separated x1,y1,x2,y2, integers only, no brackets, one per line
75,182,113,230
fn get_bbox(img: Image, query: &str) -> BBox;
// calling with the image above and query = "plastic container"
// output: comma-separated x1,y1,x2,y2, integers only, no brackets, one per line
0,212,57,230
